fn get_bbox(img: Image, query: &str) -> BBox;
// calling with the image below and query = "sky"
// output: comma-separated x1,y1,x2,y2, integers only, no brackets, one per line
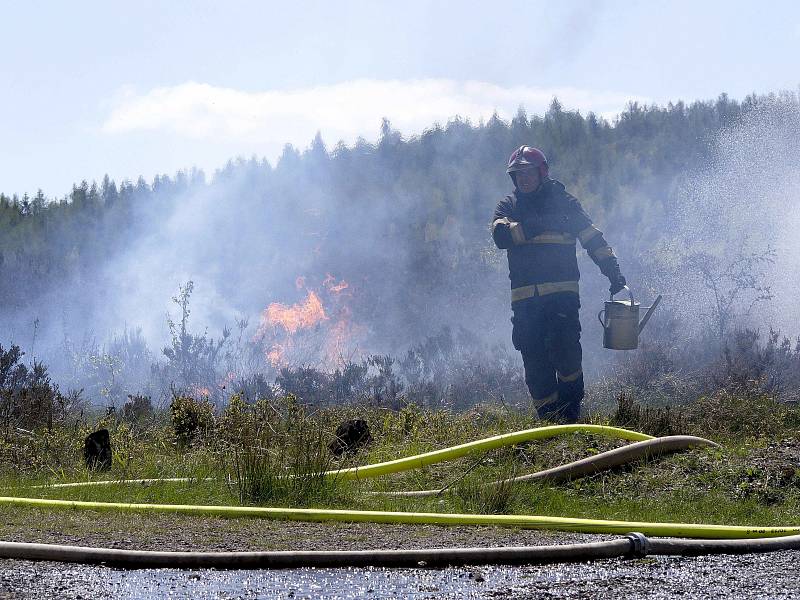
2,0,799,198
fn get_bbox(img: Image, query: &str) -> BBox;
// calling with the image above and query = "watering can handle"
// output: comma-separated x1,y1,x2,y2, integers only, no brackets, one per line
610,284,635,305
597,309,606,329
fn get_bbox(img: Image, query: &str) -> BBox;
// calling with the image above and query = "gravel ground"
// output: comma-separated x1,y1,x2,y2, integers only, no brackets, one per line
1,552,800,599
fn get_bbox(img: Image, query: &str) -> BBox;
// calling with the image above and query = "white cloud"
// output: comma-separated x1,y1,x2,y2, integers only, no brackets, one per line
102,79,647,157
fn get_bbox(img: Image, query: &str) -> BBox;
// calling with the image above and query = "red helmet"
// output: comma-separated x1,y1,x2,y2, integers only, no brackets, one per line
506,146,549,178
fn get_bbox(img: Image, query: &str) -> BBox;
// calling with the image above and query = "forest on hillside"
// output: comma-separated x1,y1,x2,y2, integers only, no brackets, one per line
1,90,799,410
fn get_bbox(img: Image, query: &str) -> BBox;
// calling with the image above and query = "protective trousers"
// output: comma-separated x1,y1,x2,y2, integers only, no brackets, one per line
511,292,584,423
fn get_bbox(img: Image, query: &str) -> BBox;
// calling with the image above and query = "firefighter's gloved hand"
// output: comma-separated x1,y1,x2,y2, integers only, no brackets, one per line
609,274,627,296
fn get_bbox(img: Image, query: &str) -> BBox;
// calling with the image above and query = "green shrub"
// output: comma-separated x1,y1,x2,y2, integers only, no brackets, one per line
451,451,520,514
221,394,345,506
170,395,214,449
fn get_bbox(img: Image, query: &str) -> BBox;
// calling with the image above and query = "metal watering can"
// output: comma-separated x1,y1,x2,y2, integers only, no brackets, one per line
597,286,662,350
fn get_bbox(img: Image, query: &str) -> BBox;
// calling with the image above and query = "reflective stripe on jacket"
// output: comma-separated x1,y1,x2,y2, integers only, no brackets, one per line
510,280,579,303
491,179,621,304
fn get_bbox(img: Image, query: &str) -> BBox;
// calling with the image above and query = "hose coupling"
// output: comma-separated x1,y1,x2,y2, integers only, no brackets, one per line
625,531,649,558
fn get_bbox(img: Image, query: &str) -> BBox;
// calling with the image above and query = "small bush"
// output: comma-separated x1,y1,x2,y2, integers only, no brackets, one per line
0,343,84,434
121,394,154,423
170,394,214,449
685,387,790,438
221,394,345,506
452,451,520,514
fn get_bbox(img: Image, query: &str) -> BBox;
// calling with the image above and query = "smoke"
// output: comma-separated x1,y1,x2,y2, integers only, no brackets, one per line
0,135,509,405
3,93,800,406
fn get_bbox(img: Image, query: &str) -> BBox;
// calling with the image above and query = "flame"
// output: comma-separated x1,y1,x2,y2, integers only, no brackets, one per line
264,290,327,334
192,386,211,398
323,306,356,360
256,275,363,369
323,273,349,294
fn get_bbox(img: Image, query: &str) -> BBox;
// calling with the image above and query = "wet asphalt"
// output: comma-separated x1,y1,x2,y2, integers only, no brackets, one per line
1,551,799,599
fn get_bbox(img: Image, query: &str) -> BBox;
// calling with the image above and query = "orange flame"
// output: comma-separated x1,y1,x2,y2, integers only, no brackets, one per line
264,290,328,334
323,273,350,294
256,275,363,369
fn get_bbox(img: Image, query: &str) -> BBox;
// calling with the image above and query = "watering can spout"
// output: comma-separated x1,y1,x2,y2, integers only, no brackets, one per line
638,294,662,333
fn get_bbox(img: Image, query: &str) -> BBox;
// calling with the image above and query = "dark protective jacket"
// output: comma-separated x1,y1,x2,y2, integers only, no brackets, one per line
491,179,621,304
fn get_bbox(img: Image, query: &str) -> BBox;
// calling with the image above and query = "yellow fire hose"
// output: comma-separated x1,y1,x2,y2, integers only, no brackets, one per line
3,424,800,568
31,424,651,490
326,424,651,480
1,494,794,539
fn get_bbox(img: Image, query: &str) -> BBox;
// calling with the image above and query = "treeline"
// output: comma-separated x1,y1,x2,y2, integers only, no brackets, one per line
1,91,784,313
1,90,799,406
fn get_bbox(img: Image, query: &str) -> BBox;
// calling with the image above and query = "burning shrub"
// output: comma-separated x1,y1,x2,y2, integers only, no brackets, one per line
274,358,398,406
253,275,363,371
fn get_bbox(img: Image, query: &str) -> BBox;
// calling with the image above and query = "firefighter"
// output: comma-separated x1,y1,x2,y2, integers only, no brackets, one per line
491,146,626,423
